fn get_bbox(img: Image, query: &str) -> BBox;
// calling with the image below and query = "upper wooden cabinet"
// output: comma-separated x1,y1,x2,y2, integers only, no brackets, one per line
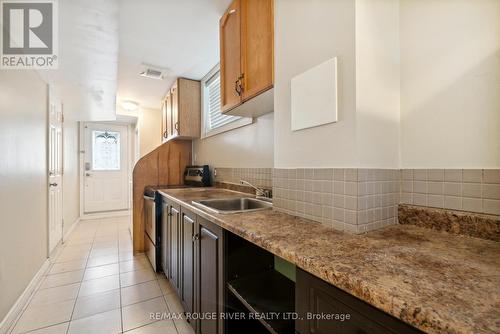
161,91,173,142
220,0,274,117
161,78,201,142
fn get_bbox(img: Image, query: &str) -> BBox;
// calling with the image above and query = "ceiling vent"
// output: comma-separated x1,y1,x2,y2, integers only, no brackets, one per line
139,64,166,80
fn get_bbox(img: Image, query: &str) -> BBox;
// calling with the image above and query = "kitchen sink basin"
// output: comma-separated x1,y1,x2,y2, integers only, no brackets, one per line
191,197,272,214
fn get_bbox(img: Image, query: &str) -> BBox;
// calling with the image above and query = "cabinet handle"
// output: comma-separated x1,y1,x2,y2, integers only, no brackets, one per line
192,234,199,242
235,79,241,96
174,122,179,131
163,131,167,138
235,73,244,96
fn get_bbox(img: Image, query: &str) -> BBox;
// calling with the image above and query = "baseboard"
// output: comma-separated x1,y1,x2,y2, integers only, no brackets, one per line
80,210,131,221
0,259,51,334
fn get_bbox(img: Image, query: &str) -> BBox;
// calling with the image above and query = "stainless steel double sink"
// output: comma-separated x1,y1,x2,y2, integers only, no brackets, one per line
192,197,272,214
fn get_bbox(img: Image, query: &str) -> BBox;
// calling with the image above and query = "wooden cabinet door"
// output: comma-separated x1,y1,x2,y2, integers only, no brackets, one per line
220,0,242,113
181,209,196,320
161,200,170,276
171,83,179,137
165,92,172,139
241,0,274,101
197,217,224,334
169,206,181,294
161,99,167,142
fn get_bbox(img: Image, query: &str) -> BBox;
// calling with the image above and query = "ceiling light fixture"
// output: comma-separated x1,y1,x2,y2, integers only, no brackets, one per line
121,100,139,111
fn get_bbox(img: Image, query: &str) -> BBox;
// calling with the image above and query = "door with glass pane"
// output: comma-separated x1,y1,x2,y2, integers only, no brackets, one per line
83,123,129,213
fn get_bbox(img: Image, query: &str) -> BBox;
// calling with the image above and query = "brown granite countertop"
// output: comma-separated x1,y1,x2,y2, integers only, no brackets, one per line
157,187,500,334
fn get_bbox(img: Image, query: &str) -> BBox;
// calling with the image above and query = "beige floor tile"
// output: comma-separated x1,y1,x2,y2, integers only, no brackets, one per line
12,299,75,334
121,280,162,306
174,319,196,334
94,235,118,244
119,257,150,273
65,238,94,246
67,309,121,334
86,254,119,268
39,270,84,289
93,241,119,250
30,283,80,306
49,259,87,275
122,297,168,332
83,263,119,281
89,247,118,258
164,293,184,314
63,244,93,252
22,322,69,334
78,275,120,297
72,289,120,320
119,251,135,261
124,320,177,334
55,250,89,263
157,277,176,296
120,269,156,288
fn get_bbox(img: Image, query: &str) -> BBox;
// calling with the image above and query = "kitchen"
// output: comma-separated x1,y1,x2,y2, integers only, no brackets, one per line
0,0,499,334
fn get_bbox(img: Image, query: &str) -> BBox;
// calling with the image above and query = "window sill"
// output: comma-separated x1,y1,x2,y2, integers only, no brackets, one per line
201,117,253,139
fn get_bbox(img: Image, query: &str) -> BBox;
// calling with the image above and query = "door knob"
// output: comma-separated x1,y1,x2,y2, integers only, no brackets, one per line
49,183,58,187
86,173,91,177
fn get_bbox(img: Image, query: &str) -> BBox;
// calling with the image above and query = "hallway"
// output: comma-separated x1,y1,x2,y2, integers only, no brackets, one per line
8,217,194,334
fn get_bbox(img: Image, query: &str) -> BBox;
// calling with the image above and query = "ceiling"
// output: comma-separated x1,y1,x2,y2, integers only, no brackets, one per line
117,0,232,110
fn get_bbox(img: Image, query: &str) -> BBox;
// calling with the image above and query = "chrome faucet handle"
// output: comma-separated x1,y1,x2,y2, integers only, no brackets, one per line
240,180,272,199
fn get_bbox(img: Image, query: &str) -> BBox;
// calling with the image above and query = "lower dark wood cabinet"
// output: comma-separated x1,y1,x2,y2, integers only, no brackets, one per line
295,269,422,334
197,217,224,334
169,205,181,295
181,208,196,323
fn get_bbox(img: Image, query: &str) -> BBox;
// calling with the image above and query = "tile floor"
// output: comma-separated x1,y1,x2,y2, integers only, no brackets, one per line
9,216,195,334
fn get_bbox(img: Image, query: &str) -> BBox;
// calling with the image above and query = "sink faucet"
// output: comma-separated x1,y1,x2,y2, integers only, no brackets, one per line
240,180,272,198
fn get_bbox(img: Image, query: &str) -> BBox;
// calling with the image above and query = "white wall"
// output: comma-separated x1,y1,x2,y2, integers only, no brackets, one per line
275,0,499,169
274,0,358,168
0,70,48,321
355,0,400,168
117,106,161,158
400,0,500,168
193,113,274,167
138,107,162,157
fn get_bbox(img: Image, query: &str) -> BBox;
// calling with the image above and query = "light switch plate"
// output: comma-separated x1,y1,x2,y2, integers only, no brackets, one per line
291,57,338,131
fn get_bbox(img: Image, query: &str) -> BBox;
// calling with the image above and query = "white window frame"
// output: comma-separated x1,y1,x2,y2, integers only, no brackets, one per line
201,64,253,139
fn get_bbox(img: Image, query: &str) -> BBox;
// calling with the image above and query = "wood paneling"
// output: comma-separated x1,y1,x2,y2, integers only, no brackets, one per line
220,0,242,112
132,140,192,253
241,0,274,101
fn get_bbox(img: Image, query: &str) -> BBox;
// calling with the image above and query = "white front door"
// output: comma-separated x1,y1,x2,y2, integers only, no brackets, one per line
83,123,129,213
48,95,63,253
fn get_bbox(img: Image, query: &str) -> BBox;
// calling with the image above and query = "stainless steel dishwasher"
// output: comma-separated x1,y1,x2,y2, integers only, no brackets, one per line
143,187,160,271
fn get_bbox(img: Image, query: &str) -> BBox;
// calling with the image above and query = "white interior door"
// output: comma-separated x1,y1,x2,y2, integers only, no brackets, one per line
84,123,129,213
48,97,63,253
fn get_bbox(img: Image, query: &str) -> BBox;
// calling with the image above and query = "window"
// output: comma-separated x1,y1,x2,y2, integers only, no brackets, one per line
92,130,121,170
201,64,252,138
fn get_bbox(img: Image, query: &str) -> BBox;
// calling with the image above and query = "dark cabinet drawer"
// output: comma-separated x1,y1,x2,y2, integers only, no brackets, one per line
296,269,423,334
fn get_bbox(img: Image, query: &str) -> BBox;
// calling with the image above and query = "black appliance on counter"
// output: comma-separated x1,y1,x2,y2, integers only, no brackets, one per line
143,165,211,271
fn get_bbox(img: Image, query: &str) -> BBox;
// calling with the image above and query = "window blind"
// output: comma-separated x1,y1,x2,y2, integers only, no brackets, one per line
205,71,239,131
